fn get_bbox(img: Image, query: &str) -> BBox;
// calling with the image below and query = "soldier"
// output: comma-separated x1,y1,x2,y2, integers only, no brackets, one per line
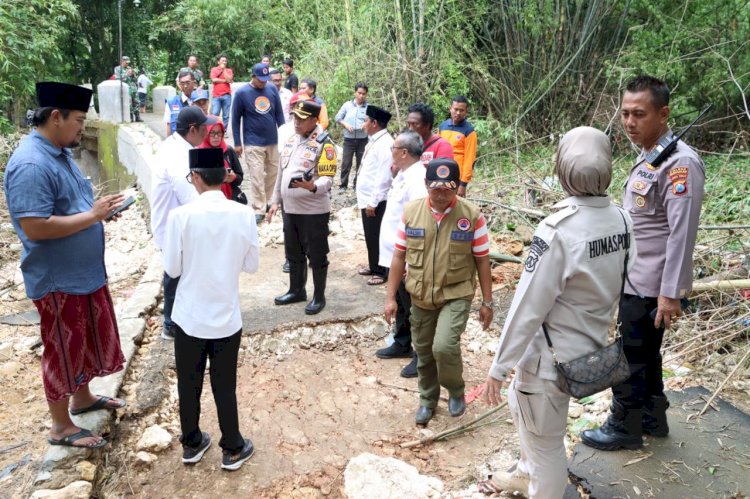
385,159,494,426
267,100,337,315
581,75,705,451
114,56,140,122
177,55,205,88
481,127,636,498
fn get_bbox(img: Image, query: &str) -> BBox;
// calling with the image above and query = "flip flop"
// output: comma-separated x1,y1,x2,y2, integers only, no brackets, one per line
47,429,107,449
358,267,373,276
367,275,386,286
69,395,127,416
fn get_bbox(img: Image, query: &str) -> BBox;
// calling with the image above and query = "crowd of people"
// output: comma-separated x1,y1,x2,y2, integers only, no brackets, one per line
4,66,704,496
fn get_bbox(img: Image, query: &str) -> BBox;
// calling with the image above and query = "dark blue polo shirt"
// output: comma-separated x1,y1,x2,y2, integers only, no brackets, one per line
4,130,107,299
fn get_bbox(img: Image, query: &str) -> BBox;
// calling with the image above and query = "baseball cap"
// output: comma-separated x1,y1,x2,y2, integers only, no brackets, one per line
291,100,321,120
426,159,460,190
190,89,209,102
189,148,224,169
36,82,92,113
175,106,217,131
252,63,271,82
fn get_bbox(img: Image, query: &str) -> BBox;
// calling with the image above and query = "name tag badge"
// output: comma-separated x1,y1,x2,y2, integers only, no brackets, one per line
450,231,474,241
405,227,425,238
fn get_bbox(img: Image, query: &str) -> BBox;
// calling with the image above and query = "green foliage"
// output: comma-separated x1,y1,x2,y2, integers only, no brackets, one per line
0,0,78,130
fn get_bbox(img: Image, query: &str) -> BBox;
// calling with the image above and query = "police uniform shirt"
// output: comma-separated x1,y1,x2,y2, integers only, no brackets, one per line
271,124,337,215
489,196,637,381
623,132,704,299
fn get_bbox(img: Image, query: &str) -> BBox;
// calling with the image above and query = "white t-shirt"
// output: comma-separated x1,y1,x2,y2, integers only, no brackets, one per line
137,74,153,95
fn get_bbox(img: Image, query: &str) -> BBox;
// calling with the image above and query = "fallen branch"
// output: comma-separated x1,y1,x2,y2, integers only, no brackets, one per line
698,225,750,231
691,280,750,293
698,347,750,417
489,251,523,264
400,401,508,448
376,380,448,402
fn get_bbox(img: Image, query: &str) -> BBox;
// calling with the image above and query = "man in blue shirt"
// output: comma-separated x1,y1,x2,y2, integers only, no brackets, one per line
232,63,285,223
335,82,369,191
4,82,128,449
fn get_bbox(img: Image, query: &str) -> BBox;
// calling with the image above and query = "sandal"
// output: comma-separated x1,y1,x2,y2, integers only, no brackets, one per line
367,275,386,286
358,266,373,276
48,429,107,449
70,395,127,415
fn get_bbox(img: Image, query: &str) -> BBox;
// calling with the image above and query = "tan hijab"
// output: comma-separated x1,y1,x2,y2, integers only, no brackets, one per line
555,126,612,197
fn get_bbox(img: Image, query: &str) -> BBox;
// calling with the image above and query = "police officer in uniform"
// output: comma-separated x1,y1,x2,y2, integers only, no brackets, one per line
385,159,494,426
582,76,705,451
268,100,337,315
482,127,636,499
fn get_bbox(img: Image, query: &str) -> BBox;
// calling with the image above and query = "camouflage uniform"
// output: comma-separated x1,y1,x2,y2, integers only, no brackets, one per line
179,67,205,88
114,65,139,121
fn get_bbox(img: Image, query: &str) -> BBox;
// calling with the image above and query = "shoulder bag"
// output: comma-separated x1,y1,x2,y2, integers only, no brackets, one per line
542,209,632,399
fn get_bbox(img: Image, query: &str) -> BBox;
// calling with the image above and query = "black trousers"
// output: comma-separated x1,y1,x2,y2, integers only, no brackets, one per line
393,278,412,348
612,294,666,410
340,138,367,188
174,325,245,453
283,212,329,269
361,201,387,278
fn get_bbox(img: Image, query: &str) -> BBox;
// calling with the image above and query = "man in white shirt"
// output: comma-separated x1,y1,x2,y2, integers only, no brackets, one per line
271,68,293,122
355,105,394,285
151,107,216,339
375,131,427,377
163,148,259,471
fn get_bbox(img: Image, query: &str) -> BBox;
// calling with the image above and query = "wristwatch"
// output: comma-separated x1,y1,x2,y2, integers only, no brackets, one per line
310,184,318,194
481,300,494,308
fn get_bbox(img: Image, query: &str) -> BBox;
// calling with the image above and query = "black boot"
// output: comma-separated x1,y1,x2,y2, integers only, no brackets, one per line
134,110,143,122
305,266,327,315
274,261,307,305
580,400,643,451
643,395,670,437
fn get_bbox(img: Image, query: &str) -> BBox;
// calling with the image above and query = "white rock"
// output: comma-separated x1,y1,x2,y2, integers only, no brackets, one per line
344,453,444,499
136,425,172,452
134,451,157,466
31,481,92,499
0,341,13,360
0,361,22,376
75,460,96,481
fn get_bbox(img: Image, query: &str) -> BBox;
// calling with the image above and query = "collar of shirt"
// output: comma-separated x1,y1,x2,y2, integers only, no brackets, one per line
368,129,389,142
427,195,458,222
198,190,227,202
553,195,612,209
31,129,69,159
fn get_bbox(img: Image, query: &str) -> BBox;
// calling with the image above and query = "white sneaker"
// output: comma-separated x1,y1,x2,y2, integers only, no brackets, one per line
487,471,530,497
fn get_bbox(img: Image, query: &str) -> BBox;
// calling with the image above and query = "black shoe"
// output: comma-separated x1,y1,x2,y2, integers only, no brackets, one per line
415,406,434,426
643,395,670,437
182,432,211,464
304,267,327,315
339,186,348,191
221,439,254,471
580,401,643,451
448,396,466,417
255,214,264,225
400,355,418,378
376,343,413,359
282,259,290,273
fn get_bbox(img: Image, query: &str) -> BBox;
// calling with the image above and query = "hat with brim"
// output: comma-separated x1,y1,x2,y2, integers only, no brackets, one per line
426,158,460,189
291,100,321,120
189,148,224,169
365,105,392,125
175,106,217,132
252,63,271,82
36,82,92,113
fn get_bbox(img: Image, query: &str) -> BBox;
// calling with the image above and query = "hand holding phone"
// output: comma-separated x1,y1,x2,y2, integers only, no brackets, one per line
106,196,136,221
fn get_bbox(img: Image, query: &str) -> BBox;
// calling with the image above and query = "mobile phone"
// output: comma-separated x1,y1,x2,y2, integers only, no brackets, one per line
288,176,303,188
106,196,135,221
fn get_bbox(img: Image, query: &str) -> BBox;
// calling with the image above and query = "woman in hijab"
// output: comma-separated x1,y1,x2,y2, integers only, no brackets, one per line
200,121,246,204
479,127,637,499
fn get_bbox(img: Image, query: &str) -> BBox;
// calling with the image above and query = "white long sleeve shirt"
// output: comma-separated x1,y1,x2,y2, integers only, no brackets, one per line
378,161,427,268
356,129,394,209
150,133,198,249
163,191,260,339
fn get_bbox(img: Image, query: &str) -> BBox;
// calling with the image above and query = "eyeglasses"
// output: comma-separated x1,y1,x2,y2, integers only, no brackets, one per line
178,80,193,86
185,171,193,184
209,131,223,137
390,145,406,151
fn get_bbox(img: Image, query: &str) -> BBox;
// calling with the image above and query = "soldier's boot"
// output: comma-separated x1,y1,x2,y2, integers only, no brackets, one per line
130,112,135,122
642,395,670,437
304,266,327,315
134,110,143,122
274,261,307,305
580,399,643,451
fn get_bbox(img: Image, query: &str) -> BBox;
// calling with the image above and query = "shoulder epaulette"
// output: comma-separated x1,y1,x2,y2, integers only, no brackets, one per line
544,205,578,227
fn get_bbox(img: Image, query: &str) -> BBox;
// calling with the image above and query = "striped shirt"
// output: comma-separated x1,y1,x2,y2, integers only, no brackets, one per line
394,197,490,256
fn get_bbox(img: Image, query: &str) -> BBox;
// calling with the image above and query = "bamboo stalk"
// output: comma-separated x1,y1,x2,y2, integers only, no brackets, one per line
691,280,750,292
400,401,508,448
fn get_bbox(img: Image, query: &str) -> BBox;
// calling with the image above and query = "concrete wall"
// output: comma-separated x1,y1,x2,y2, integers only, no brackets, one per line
97,80,132,123
116,124,163,209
